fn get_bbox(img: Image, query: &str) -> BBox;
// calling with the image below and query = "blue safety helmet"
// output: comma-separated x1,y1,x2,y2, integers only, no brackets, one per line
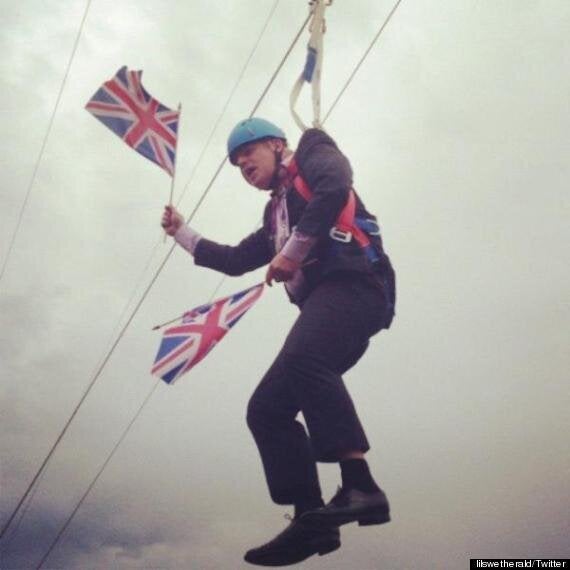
227,118,287,165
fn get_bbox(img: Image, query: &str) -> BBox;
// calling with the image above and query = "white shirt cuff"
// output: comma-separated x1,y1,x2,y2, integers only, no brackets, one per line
174,225,202,256
280,230,317,263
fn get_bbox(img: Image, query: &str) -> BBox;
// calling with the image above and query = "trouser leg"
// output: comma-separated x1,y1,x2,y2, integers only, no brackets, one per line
247,272,390,503
283,274,388,462
247,355,322,505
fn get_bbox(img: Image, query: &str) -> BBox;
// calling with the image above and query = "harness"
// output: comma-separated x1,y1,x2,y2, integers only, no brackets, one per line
286,158,381,263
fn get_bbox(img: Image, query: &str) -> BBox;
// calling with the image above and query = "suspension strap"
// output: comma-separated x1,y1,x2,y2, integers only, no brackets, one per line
290,0,331,131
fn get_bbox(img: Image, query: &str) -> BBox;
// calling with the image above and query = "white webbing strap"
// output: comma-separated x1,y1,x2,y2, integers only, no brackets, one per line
290,0,329,132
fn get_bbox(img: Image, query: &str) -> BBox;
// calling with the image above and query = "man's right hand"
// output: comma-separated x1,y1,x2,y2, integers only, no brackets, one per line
161,205,184,236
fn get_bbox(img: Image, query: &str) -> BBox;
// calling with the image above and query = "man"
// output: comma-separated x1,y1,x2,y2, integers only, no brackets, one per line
161,118,396,566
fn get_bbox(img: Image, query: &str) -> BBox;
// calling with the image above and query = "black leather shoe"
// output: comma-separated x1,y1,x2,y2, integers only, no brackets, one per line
301,486,391,527
244,516,340,566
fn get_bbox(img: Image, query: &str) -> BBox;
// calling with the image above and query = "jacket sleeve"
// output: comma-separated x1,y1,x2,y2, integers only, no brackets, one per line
294,141,353,238
193,222,273,277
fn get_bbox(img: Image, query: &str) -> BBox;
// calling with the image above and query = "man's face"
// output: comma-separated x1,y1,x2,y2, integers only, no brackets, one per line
234,139,283,190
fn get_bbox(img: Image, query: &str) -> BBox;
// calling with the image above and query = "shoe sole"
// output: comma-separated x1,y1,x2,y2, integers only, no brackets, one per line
318,540,342,555
304,510,391,528
244,540,341,566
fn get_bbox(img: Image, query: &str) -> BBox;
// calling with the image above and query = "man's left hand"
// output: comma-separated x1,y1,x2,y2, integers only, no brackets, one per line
265,253,300,286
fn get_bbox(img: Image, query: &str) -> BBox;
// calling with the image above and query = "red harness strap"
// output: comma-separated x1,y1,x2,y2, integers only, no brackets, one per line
286,158,371,248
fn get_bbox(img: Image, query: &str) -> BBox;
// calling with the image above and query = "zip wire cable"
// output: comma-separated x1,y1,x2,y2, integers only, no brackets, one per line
1,473,44,550
0,0,93,288
34,268,232,569
0,0,285,547
183,9,312,222
35,382,160,570
323,0,403,125
9,12,312,566
175,0,281,210
0,247,158,551
35,261,252,569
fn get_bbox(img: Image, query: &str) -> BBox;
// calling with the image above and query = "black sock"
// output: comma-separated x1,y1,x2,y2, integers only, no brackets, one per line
340,459,381,494
294,497,324,519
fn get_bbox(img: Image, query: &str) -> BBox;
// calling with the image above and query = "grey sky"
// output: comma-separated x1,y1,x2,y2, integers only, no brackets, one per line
1,1,569,568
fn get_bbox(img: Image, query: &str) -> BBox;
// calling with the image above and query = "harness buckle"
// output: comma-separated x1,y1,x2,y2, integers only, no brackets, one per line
355,217,381,236
365,218,381,235
329,227,352,243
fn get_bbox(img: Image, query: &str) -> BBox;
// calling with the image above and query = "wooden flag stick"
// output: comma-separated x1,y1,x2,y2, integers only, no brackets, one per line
164,103,181,242
153,314,185,331
152,259,319,331
169,103,182,206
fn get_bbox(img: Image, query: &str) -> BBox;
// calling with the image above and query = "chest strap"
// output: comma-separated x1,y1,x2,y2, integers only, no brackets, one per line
286,158,379,261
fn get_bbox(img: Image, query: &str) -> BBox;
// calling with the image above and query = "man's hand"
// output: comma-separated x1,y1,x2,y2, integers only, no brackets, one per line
161,205,184,236
265,253,300,286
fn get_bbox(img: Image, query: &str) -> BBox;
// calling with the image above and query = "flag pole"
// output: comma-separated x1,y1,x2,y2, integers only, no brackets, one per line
164,102,181,242
152,314,185,331
152,280,267,331
151,260,317,330
168,103,182,206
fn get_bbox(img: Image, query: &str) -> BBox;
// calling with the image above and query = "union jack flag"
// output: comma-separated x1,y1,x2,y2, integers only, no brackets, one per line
151,283,265,385
85,66,179,176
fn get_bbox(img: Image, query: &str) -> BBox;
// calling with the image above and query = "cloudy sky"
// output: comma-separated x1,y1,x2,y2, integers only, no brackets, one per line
1,1,569,568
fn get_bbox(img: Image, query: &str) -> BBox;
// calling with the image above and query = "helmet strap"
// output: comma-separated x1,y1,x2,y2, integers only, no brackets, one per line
269,148,283,190
268,137,289,190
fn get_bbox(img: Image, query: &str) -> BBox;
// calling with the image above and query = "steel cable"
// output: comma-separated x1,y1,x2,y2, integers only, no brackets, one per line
0,0,93,288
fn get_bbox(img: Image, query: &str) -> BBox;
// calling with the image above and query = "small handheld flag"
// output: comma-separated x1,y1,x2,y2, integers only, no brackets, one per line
85,66,179,176
151,283,265,385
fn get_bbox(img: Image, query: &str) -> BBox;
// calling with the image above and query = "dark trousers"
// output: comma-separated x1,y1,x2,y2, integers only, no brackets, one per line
246,270,394,505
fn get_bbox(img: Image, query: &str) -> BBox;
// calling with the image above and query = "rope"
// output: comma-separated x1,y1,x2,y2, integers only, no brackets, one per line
0,0,93,288
34,270,234,570
35,383,160,569
34,265,237,570
17,12,312,567
323,0,403,125
290,0,328,131
1,474,44,551
175,0,281,210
